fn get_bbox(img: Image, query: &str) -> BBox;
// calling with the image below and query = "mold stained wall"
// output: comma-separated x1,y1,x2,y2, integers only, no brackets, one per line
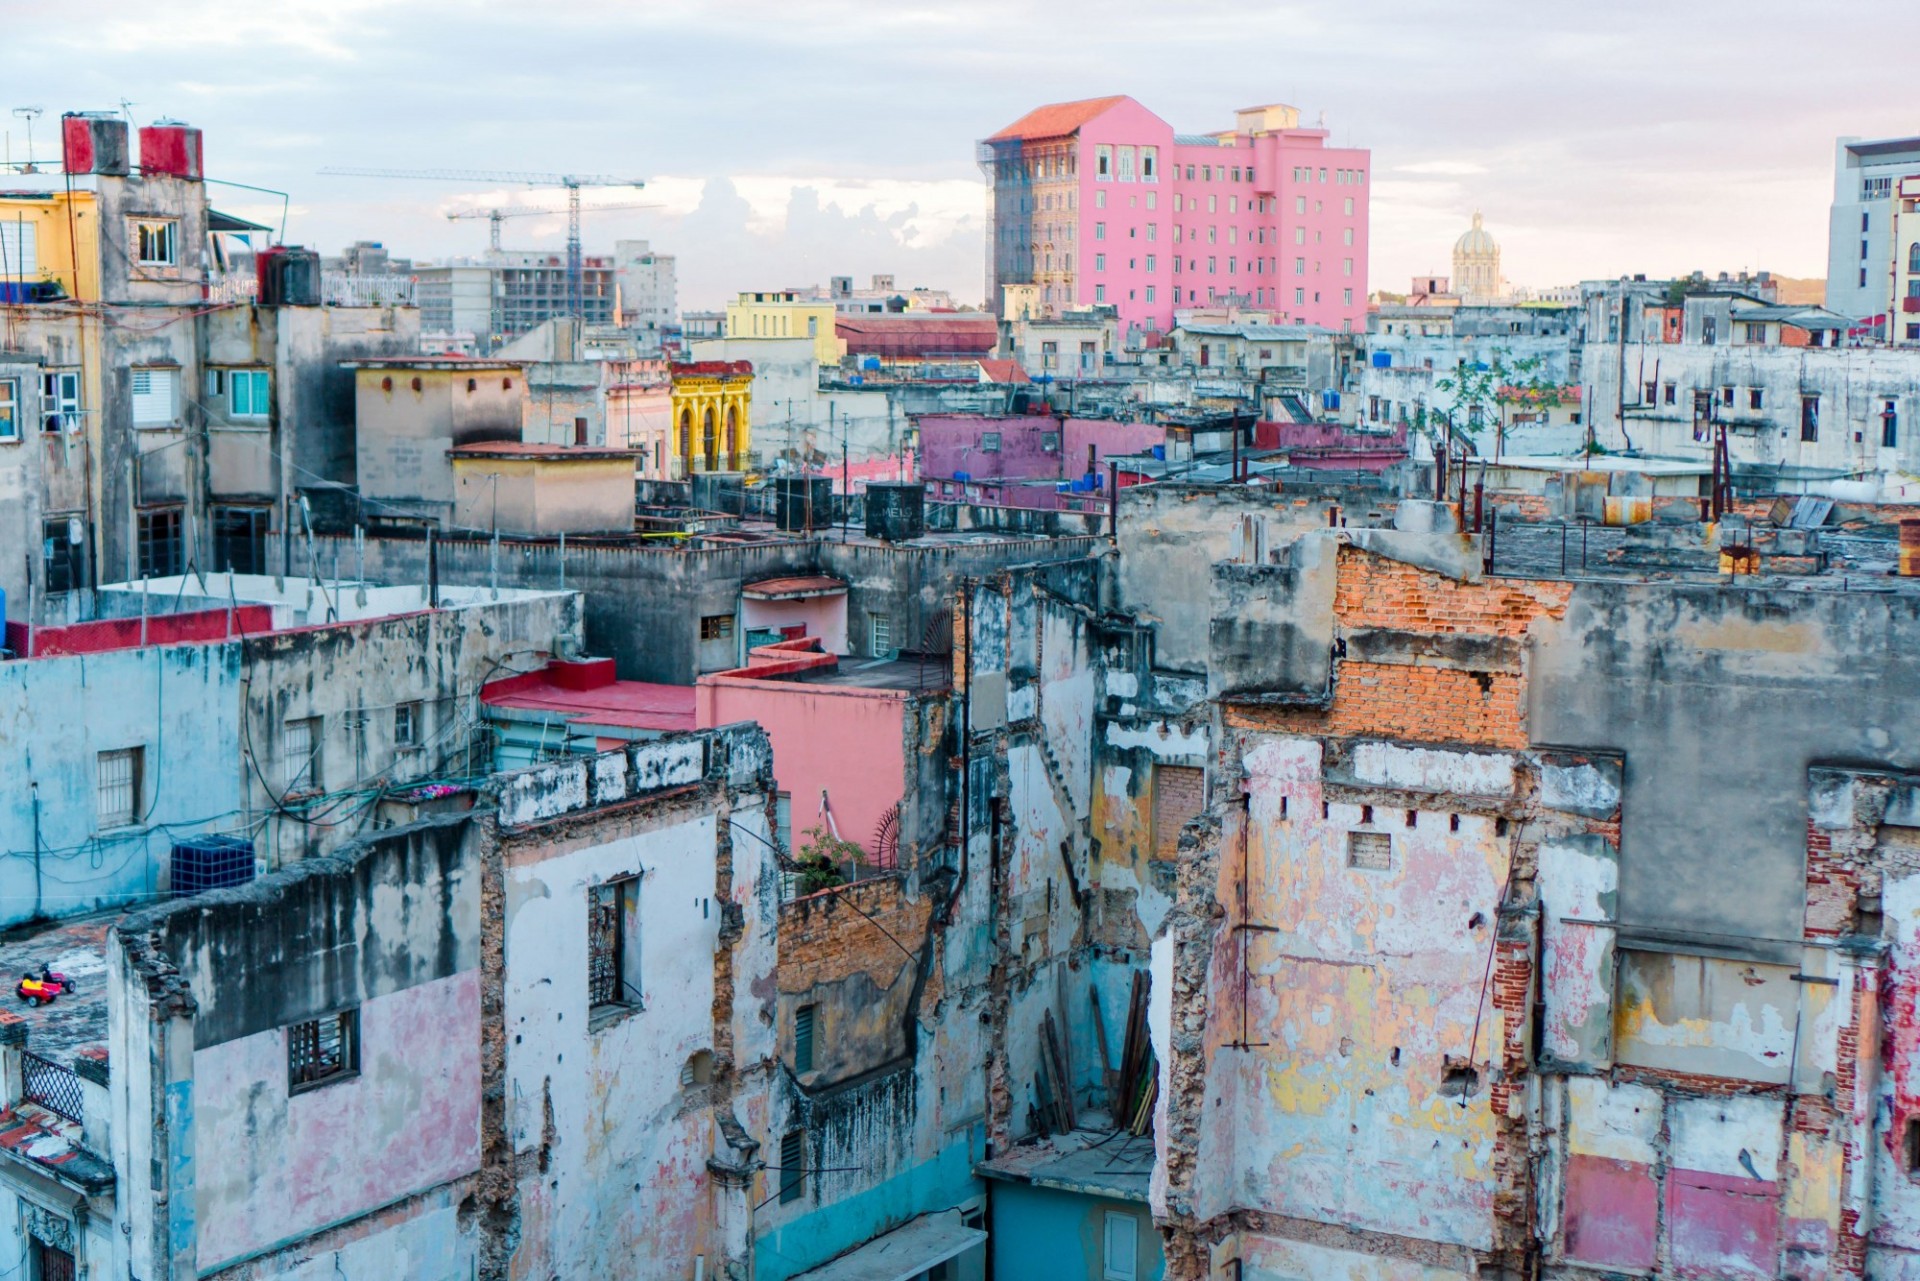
502,806,736,1279
0,642,243,929
108,816,485,1280
1223,736,1516,1253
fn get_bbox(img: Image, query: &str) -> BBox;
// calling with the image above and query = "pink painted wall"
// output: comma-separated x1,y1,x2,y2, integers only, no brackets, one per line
1025,97,1369,338
191,971,483,1272
696,677,906,859
741,594,848,654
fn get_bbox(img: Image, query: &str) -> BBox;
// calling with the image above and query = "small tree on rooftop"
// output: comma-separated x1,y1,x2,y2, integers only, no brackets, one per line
794,822,862,895
1435,347,1569,462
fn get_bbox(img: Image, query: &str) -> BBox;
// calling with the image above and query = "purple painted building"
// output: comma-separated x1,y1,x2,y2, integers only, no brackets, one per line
982,97,1370,338
918,413,1166,509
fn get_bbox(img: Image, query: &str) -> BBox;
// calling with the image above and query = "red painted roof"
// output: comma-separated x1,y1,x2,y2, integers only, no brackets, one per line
836,315,998,358
987,96,1129,142
483,666,696,732
672,360,753,377
976,359,1032,385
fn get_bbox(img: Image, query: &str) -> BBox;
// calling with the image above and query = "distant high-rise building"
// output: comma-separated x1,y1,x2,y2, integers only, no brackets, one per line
1826,134,1920,328
614,239,677,344
980,96,1370,338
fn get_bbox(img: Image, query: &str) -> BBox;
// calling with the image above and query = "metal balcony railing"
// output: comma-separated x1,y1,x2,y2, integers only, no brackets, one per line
22,1051,84,1124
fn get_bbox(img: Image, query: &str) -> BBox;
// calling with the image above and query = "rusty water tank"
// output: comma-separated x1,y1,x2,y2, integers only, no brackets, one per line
1901,518,1920,577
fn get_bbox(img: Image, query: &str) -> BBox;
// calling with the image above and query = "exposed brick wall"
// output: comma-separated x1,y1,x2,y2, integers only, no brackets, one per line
1331,548,1571,638
776,875,932,999
1153,765,1206,858
1805,822,1860,939
1228,662,1530,750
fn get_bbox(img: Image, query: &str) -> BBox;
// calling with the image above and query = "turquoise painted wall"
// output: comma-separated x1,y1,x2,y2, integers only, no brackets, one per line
990,1182,1165,1281
755,1126,986,1281
0,643,244,928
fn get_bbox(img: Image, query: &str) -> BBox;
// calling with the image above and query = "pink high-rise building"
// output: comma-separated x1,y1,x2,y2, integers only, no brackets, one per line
980,96,1370,338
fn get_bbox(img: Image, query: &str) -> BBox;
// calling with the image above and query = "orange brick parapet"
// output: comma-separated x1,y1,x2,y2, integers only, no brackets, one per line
1228,547,1571,751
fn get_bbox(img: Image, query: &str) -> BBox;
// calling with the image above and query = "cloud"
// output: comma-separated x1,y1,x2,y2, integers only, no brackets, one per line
4,0,1916,304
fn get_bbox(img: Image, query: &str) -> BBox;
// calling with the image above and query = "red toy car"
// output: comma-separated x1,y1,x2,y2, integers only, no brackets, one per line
16,965,75,1007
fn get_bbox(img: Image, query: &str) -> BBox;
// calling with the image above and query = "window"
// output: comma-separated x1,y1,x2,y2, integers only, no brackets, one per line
137,506,183,579
779,1129,807,1204
1095,145,1111,179
776,792,792,852
1117,145,1135,182
794,1003,817,1073
394,701,420,748
1885,399,1900,448
283,716,321,792
700,614,734,641
1041,430,1061,451
1141,147,1157,182
1294,226,1305,245
1207,195,1217,214
1750,388,1764,411
133,218,178,266
41,369,79,434
1348,830,1391,871
288,1009,358,1092
1103,1211,1139,1281
1294,257,1305,275
1343,288,1353,305
1094,189,1106,209
1144,254,1156,272
0,378,15,441
589,874,642,1011
1145,222,1156,241
1095,284,1106,302
97,747,142,828
869,612,893,657
1094,222,1106,240
1095,253,1106,271
1343,258,1353,276
213,505,270,574
1295,287,1305,304
1721,385,1735,407
0,219,37,276
226,369,269,419
1801,395,1820,441
980,431,1001,453
1663,383,1677,406
1144,286,1155,303
42,516,85,592
131,367,178,427
1911,242,1920,273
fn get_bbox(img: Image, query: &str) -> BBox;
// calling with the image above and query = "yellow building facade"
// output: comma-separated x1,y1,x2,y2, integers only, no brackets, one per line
723,291,844,366
0,189,104,301
668,361,754,476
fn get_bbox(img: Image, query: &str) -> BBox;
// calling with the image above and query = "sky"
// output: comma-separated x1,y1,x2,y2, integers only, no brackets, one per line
5,0,1919,311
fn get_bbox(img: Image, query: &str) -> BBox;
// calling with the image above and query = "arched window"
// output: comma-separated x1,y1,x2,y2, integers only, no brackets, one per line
702,407,718,472
724,405,737,463
1909,241,1920,273
679,408,693,466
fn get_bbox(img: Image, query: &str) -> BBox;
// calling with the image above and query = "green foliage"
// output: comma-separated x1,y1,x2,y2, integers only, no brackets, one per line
794,822,862,894
1432,347,1570,448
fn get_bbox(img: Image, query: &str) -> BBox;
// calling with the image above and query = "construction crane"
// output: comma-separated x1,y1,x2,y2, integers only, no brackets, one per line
446,201,658,254
319,167,646,320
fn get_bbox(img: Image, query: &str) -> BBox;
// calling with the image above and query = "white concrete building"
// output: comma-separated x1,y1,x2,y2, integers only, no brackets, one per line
1826,135,1920,327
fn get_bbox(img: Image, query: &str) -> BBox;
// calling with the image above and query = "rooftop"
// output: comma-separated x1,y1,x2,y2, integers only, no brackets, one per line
986,95,1129,143
449,442,637,461
0,914,113,1071
483,659,696,733
975,1118,1155,1203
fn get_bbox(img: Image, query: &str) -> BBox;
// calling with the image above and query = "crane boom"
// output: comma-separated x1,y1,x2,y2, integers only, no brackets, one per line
445,202,659,253
320,166,646,319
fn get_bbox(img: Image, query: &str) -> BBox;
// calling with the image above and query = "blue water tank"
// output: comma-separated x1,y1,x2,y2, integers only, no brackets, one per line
863,356,881,370
954,471,971,483
1371,351,1391,368
1151,445,1165,460
171,834,257,898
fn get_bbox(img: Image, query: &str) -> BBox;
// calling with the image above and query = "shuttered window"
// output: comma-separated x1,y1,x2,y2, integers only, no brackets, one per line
794,1004,816,1073
97,748,142,828
778,1129,806,1204
131,367,178,427
0,220,37,277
